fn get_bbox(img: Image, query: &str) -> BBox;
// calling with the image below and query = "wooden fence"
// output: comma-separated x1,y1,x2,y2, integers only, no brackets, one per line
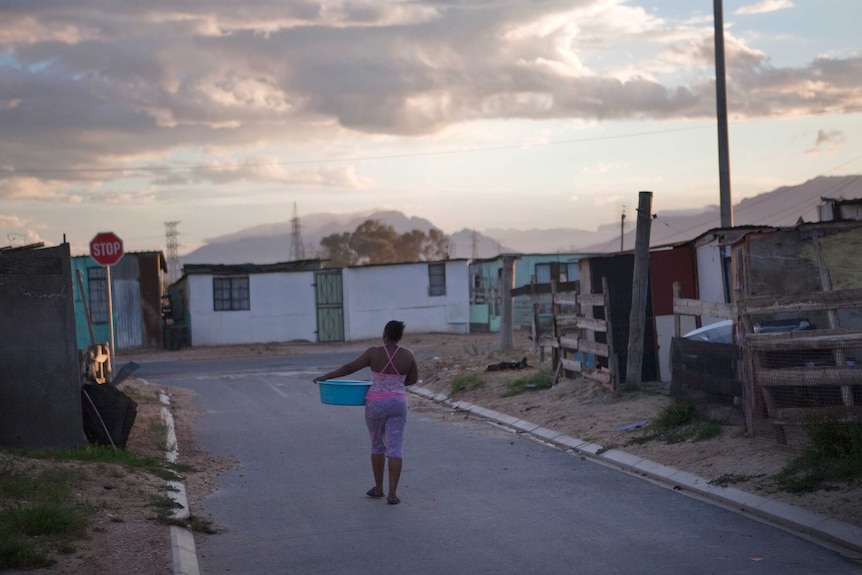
516,278,619,391
739,288,862,444
672,282,862,444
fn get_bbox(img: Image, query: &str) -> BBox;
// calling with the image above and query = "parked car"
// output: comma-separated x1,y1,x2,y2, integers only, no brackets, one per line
682,320,733,343
681,317,829,369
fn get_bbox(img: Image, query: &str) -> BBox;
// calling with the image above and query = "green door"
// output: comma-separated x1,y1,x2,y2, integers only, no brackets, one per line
314,271,345,342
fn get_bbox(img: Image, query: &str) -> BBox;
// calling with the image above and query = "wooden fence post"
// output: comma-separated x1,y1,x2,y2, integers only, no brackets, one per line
603,277,620,393
625,191,653,390
500,255,515,352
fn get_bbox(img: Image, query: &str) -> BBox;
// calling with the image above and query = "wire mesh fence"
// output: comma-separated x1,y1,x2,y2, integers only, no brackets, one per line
670,332,862,451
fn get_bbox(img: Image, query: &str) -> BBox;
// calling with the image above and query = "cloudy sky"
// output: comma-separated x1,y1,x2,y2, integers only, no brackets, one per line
2,0,861,256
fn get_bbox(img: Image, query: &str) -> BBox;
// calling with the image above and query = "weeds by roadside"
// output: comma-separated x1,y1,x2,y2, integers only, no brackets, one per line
0,460,89,570
500,368,554,397
627,400,722,445
451,373,486,395
774,420,862,493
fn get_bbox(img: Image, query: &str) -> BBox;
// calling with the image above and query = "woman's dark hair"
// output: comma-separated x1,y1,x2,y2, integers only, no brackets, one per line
383,320,405,342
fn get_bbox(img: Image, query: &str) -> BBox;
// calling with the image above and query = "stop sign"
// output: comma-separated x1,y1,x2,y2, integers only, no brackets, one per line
90,232,124,266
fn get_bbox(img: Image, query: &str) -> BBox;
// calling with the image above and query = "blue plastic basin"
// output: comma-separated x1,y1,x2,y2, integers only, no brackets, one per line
318,380,371,406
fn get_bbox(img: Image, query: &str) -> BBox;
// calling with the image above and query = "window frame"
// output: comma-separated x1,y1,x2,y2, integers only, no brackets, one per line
428,263,447,297
213,276,251,311
87,267,108,324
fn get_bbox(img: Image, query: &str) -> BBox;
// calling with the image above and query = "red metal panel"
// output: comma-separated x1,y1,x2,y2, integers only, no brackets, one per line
649,245,696,316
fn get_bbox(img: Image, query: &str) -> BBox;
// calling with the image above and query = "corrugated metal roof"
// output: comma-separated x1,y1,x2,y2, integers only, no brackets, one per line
183,259,323,275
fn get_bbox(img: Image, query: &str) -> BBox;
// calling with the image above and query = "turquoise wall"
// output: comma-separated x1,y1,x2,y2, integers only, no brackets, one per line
71,257,114,350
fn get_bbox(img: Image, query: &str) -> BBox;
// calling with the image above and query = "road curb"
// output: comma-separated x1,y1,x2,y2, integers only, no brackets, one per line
409,385,862,556
159,392,202,575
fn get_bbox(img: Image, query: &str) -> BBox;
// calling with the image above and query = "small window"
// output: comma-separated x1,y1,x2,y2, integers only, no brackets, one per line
213,276,250,311
428,263,446,297
88,267,108,324
535,263,551,284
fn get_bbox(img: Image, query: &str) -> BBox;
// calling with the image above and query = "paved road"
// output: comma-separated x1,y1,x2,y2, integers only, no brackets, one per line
138,354,862,575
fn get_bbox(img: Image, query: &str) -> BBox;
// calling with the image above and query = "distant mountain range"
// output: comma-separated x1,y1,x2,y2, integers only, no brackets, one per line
182,175,862,265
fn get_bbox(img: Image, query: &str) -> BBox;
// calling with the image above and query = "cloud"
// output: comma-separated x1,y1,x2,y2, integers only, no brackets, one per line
0,177,80,201
0,215,29,227
151,162,372,189
805,129,847,156
736,1,795,16
0,0,859,195
0,216,46,246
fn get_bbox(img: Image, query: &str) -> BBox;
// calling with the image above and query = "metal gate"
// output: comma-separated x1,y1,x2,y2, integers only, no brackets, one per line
114,278,144,350
314,271,345,342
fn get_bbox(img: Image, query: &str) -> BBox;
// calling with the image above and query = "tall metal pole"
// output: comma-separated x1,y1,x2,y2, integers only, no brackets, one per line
714,0,733,227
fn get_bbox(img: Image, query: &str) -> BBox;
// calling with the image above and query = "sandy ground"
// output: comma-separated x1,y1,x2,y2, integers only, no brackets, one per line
15,331,861,573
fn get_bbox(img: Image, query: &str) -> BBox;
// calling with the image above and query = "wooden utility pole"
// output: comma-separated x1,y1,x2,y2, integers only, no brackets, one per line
714,0,733,228
625,191,653,390
620,206,626,252
500,255,516,351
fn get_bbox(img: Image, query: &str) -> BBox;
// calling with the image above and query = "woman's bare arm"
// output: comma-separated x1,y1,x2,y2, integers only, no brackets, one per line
313,348,373,382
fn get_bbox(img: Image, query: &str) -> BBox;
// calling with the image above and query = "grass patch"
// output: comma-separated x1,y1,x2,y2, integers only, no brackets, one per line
627,400,722,445
499,369,554,398
30,444,184,481
451,373,486,395
0,465,92,570
1,430,194,570
151,495,218,534
151,418,176,453
774,420,862,493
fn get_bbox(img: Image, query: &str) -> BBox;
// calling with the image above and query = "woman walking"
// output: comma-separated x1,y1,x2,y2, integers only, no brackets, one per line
314,320,418,504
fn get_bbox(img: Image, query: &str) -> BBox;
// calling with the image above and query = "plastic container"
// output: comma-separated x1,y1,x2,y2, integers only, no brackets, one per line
318,380,371,406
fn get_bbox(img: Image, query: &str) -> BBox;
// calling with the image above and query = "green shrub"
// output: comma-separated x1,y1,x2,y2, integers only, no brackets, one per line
775,420,862,492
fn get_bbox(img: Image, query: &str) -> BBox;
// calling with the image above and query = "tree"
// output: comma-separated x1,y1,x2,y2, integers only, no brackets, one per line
423,228,450,261
350,220,399,264
319,219,451,267
319,232,357,267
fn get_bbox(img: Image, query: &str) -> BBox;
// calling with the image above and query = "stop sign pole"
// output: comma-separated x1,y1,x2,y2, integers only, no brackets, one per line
89,232,125,376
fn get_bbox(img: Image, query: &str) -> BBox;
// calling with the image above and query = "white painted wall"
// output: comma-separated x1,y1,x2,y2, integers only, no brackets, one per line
188,272,317,345
695,236,729,326
343,261,469,340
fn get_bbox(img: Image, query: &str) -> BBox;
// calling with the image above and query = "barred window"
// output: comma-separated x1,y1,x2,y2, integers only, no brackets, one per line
428,263,446,297
88,267,108,324
213,276,250,311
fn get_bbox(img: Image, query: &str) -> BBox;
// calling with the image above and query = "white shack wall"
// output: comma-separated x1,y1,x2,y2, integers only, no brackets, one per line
343,261,469,340
695,238,728,326
188,272,317,345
